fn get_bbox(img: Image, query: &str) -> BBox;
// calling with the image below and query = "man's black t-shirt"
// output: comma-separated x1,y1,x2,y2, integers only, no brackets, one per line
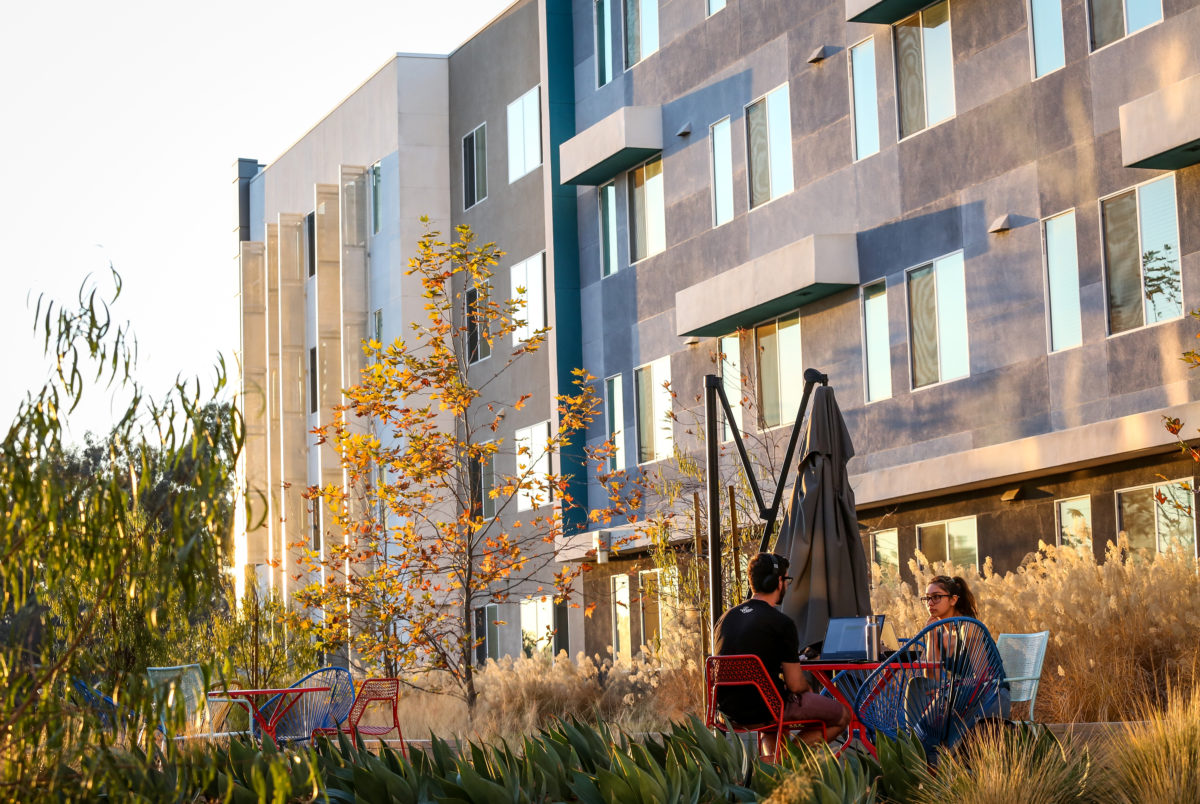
713,598,801,725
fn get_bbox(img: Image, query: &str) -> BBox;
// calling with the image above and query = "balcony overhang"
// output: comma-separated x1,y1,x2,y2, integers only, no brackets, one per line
846,0,931,23
676,234,859,338
1120,74,1200,170
559,105,663,186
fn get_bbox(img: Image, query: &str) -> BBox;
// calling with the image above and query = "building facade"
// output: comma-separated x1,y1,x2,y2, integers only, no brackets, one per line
236,0,1200,662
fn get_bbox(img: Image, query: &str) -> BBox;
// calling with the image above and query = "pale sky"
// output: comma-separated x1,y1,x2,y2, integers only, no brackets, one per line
0,0,512,438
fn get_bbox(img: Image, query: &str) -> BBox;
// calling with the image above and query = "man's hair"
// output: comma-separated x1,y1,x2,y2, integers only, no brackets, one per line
748,552,789,594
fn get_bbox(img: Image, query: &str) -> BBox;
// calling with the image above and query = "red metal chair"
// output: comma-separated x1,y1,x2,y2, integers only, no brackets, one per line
704,655,827,762
312,678,406,757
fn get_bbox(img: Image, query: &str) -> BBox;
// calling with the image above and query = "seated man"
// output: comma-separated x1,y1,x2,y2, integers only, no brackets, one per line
714,552,851,752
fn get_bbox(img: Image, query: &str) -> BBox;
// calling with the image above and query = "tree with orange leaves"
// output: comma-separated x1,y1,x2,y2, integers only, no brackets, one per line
288,222,607,713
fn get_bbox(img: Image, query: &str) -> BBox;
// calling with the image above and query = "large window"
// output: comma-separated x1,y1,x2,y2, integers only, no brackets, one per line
466,283,490,364
1117,479,1195,557
507,86,541,183
634,357,673,463
1102,175,1181,335
710,117,734,227
756,312,802,429
605,374,625,472
746,85,794,209
463,123,487,210
862,281,892,402
600,182,619,277
1044,211,1082,351
624,0,659,68
595,0,615,86
469,447,496,520
628,157,665,262
907,252,968,389
520,597,554,656
850,38,880,159
918,516,978,569
515,421,552,511
1056,496,1092,550
719,333,743,441
1029,0,1066,77
1089,0,1161,50
510,253,546,344
611,574,632,661
895,1,955,139
865,527,900,575
474,603,501,664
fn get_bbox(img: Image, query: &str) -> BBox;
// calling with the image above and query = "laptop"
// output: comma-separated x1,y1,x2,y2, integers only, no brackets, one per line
816,615,901,662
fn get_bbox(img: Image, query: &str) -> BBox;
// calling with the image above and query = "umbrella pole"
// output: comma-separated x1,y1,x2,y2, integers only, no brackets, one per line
704,375,723,654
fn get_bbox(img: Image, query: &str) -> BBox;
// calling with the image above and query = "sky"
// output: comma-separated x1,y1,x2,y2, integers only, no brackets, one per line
0,0,512,439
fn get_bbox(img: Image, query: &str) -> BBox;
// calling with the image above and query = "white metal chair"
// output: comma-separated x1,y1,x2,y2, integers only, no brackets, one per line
147,663,254,740
995,631,1049,720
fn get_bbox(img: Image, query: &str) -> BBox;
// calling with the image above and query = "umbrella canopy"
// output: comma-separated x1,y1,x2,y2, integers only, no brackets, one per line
773,384,871,649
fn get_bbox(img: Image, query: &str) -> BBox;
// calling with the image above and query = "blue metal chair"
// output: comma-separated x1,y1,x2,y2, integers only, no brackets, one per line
72,679,121,733
260,667,355,743
853,617,1007,762
996,630,1049,721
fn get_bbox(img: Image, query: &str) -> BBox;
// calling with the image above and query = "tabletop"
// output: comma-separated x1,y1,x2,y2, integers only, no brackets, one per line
208,686,331,697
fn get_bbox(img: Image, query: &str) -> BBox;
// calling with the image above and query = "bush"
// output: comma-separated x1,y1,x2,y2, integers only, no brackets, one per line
871,540,1200,722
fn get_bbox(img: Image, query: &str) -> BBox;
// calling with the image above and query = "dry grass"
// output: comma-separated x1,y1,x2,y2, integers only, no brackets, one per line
871,540,1200,723
1104,687,1200,803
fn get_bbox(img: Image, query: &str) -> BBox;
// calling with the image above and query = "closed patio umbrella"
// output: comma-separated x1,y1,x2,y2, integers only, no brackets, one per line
773,384,871,650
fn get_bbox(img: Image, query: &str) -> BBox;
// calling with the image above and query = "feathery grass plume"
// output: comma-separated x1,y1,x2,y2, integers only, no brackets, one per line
1106,687,1200,803
913,721,1095,804
761,770,816,804
871,539,1200,722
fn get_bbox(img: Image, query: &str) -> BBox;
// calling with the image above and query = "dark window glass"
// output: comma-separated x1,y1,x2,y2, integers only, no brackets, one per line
1102,190,1143,334
308,347,318,413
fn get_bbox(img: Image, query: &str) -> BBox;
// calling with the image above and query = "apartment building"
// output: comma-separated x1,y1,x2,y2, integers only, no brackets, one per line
237,0,1200,662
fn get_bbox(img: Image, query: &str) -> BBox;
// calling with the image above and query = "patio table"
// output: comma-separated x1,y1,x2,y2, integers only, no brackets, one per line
207,686,331,741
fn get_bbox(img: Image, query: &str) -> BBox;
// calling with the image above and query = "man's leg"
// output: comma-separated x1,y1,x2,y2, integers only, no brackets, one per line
783,692,852,745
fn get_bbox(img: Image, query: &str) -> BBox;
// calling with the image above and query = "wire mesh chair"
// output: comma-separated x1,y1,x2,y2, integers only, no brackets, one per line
704,654,828,763
71,680,122,733
996,630,1049,720
261,666,355,743
147,663,253,739
312,677,406,756
853,617,1007,762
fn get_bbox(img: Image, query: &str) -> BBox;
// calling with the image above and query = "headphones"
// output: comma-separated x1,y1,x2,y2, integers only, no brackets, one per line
761,553,785,593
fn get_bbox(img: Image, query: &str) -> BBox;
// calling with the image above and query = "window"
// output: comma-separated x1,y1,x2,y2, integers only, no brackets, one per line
1056,496,1092,550
520,597,555,656
1102,175,1182,335
599,182,619,277
634,357,673,463
605,375,625,472
895,1,955,139
866,527,900,574
595,0,615,86
907,252,968,389
917,516,978,569
1117,480,1195,556
862,281,892,402
507,86,541,183
466,284,490,363
710,117,734,226
628,157,665,262
305,212,316,278
707,0,725,14
611,574,632,661
719,333,743,441
474,603,501,664
515,421,552,511
755,312,802,429
308,347,318,414
463,124,487,209
311,509,322,552
624,0,659,68
370,162,382,235
510,253,546,344
1029,0,1066,77
1089,0,1161,50
746,85,794,209
470,448,496,519
372,308,383,343
850,38,880,159
638,569,662,649
1044,211,1082,351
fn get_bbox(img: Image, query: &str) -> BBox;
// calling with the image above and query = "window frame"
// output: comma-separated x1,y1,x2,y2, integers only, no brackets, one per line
903,250,970,391
861,280,892,403
916,515,979,570
1098,174,1184,338
594,0,616,87
637,568,664,649
743,83,795,210
515,420,553,512
893,0,957,143
599,181,620,278
611,573,632,661
469,444,496,521
466,282,491,365
1115,478,1197,557
604,374,625,472
754,310,803,430
710,115,734,228
706,0,726,16
507,86,542,183
1026,0,1067,79
864,527,900,573
849,36,881,161
627,155,666,265
633,356,673,465
718,333,743,442
1041,208,1083,353
510,252,547,345
1085,0,1163,52
622,0,659,69
463,122,488,211
1055,494,1093,550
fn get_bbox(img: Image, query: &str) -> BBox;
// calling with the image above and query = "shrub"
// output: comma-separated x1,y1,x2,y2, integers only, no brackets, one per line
871,540,1200,722
1105,687,1200,803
